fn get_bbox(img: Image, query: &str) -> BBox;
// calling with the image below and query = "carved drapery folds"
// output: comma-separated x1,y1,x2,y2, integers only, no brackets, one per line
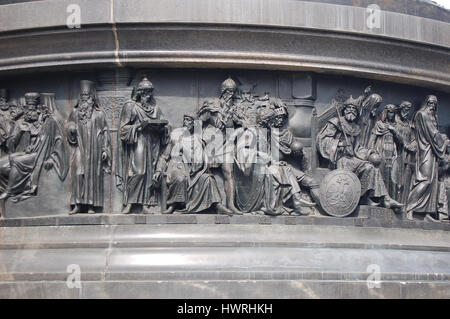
0,74,448,223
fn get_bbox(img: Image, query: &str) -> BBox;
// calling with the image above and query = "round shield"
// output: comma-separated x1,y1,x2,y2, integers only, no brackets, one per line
319,169,361,217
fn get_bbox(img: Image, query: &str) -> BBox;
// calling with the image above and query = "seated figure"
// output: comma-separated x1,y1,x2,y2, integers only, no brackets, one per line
0,92,68,201
316,96,403,209
154,113,233,215
259,105,319,215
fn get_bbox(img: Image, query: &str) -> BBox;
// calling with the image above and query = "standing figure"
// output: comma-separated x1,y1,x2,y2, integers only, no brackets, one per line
358,91,382,149
0,93,68,201
0,89,9,155
67,81,112,215
155,114,232,215
316,97,404,209
116,77,169,214
407,95,449,221
0,89,13,156
197,77,242,215
368,104,398,198
391,101,417,204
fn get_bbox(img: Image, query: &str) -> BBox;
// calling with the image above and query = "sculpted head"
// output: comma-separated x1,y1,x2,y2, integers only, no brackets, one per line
220,77,237,103
342,96,359,123
79,80,96,108
398,101,412,120
24,92,40,122
425,95,438,114
134,76,154,105
269,107,288,128
0,89,8,111
239,84,255,103
383,104,396,122
183,113,197,134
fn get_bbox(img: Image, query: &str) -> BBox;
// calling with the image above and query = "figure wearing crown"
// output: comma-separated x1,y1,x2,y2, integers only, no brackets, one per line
116,76,169,214
0,92,68,201
316,96,404,209
197,77,243,215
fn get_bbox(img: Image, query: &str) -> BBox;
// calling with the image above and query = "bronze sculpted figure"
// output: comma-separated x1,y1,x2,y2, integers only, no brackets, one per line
406,95,449,221
358,91,382,149
316,96,403,209
391,101,417,204
231,83,268,214
369,104,399,198
67,81,112,215
197,77,242,215
261,106,319,216
155,114,232,215
116,77,169,214
0,92,68,201
0,89,14,156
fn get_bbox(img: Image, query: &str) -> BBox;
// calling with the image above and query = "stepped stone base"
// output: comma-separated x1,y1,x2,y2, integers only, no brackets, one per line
0,210,449,298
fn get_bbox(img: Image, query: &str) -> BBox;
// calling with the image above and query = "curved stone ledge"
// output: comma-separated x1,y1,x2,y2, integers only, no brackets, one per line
0,0,449,92
1,0,449,47
2,212,450,232
0,25,449,93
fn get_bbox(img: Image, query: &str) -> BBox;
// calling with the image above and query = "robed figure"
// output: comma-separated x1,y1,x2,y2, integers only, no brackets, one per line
407,95,449,221
0,88,13,156
316,96,403,209
67,81,112,215
0,92,68,201
116,77,169,214
155,114,232,215
391,101,417,204
368,104,399,198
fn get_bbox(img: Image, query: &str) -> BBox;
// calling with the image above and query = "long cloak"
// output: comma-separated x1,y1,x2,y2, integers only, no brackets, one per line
407,107,447,213
116,100,166,206
67,107,111,207
0,115,68,199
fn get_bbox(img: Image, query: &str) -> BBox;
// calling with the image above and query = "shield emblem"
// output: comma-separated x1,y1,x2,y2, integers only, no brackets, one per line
319,169,361,217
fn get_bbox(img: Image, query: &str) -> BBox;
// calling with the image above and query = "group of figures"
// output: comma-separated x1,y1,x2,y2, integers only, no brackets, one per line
0,77,448,222
316,87,450,222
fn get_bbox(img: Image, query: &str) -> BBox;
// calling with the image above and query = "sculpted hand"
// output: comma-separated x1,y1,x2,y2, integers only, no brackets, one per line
345,146,355,157
44,160,53,170
153,171,162,184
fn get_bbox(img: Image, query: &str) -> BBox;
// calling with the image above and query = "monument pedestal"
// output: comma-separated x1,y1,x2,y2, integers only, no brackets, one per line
0,213,449,298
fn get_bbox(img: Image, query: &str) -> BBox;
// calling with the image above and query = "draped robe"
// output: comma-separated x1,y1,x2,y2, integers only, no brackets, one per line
67,107,111,207
407,107,447,213
116,100,166,206
157,128,222,213
0,115,68,199
317,117,388,198
369,120,398,198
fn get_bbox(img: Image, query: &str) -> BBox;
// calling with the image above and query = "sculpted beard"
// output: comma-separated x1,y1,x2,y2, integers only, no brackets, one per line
344,109,357,122
24,108,38,122
78,97,94,122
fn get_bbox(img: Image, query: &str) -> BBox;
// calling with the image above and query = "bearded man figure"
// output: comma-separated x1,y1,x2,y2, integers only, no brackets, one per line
67,81,112,215
155,114,232,215
0,93,68,201
0,89,13,156
407,95,449,221
261,106,319,216
116,77,169,214
317,97,403,209
391,101,417,204
197,77,243,215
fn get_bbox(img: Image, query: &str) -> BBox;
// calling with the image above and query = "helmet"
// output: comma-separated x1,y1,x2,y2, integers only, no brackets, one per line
136,76,154,91
221,77,237,92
